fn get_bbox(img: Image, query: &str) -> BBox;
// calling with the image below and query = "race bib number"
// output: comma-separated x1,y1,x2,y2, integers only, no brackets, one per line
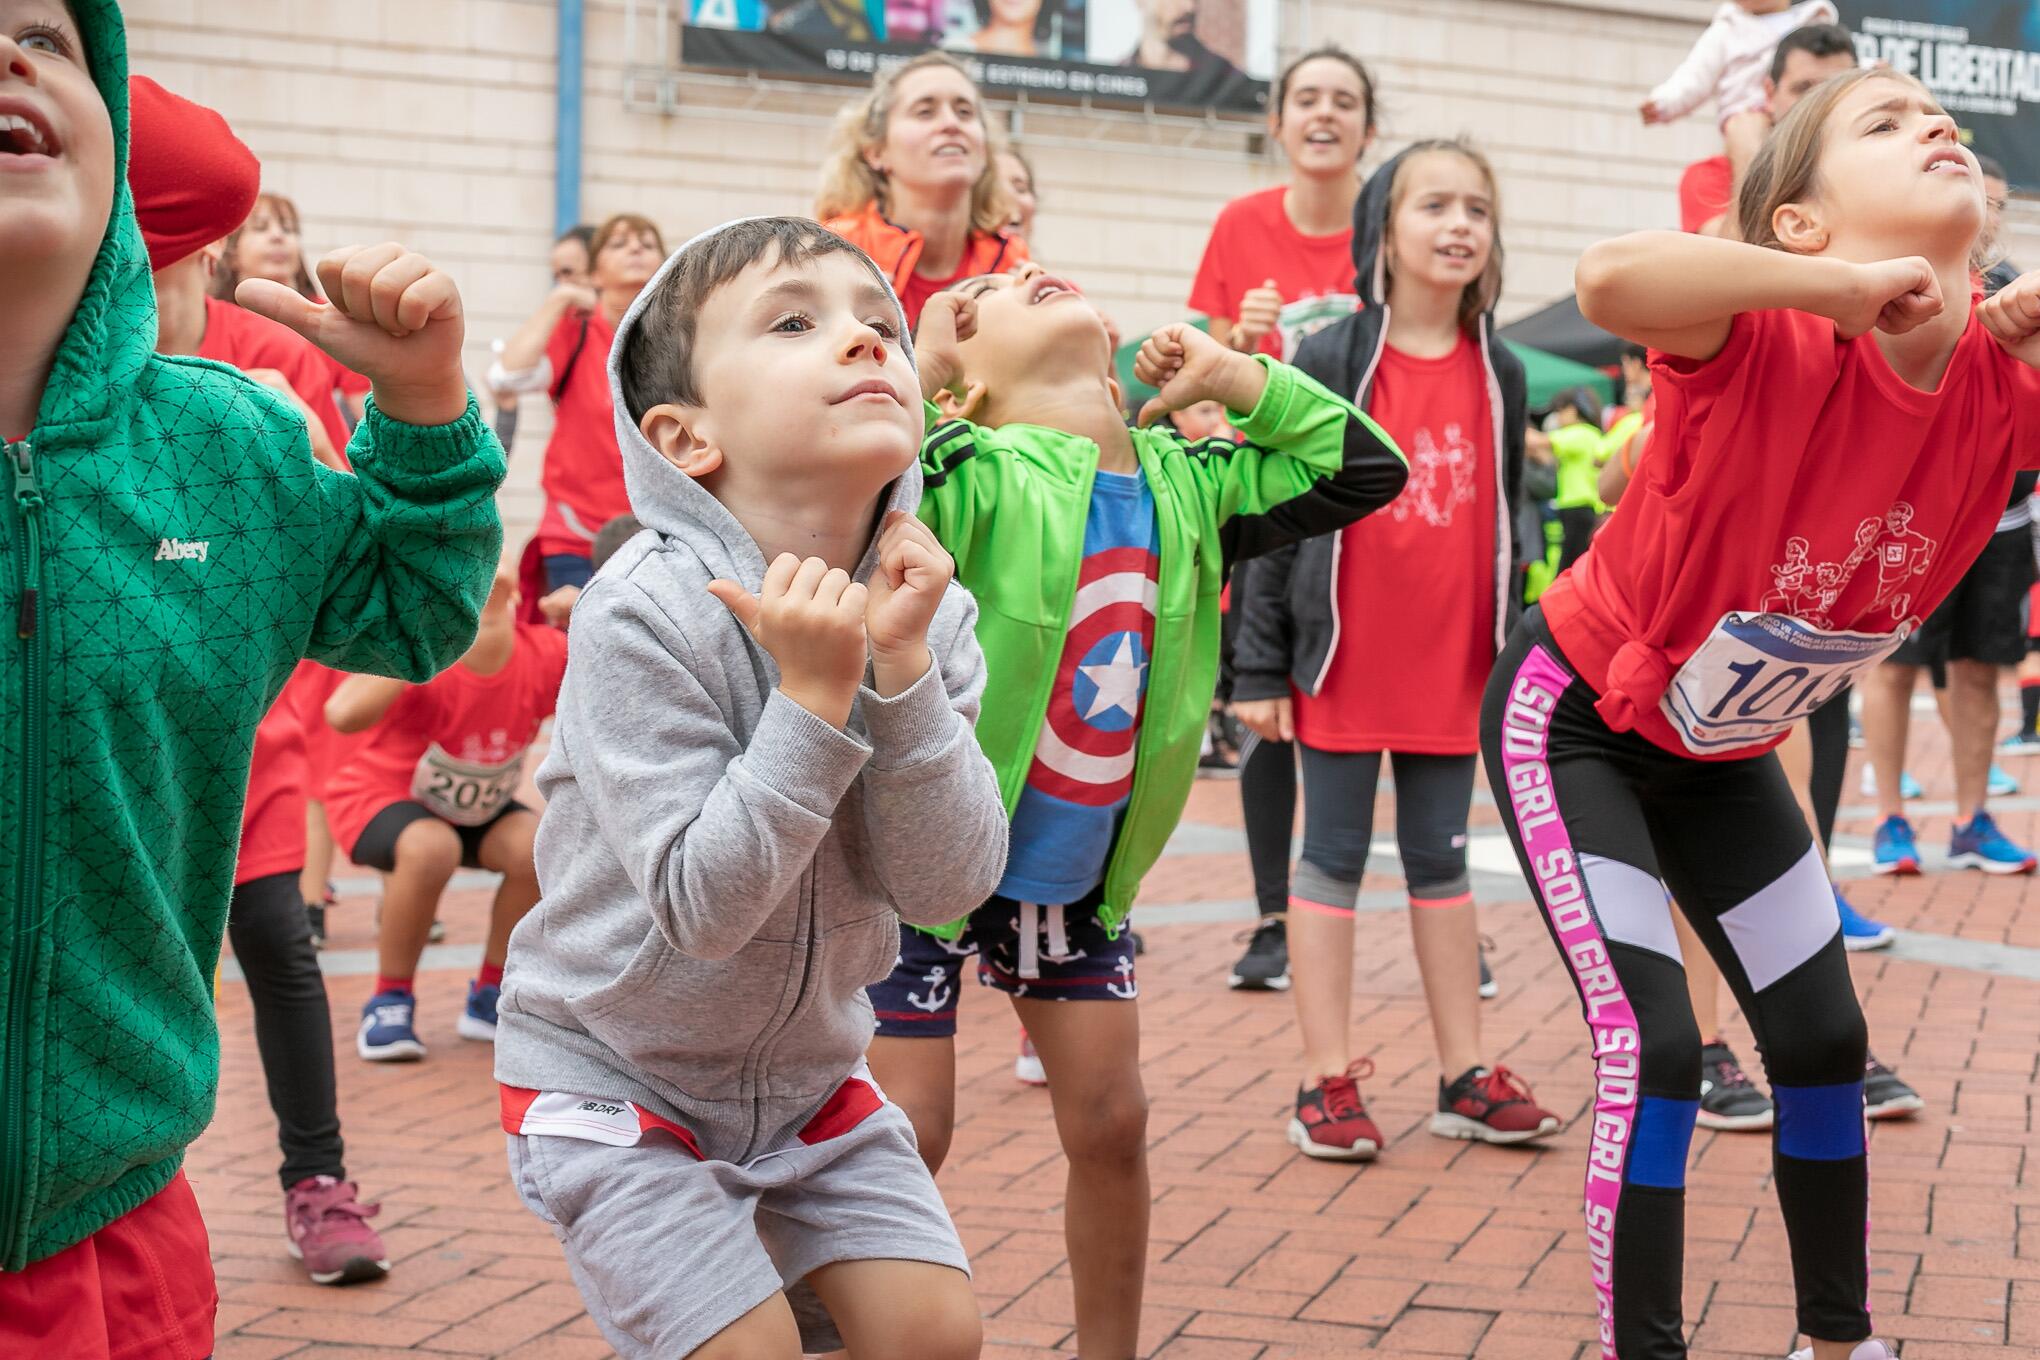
1662,612,1907,755
411,743,525,826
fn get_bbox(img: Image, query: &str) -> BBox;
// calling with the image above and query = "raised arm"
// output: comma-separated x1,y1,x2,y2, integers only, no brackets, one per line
500,283,596,374
1575,232,1940,361
325,674,412,734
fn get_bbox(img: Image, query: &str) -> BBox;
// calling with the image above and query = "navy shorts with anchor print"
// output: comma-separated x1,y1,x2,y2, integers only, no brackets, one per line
867,888,1138,1038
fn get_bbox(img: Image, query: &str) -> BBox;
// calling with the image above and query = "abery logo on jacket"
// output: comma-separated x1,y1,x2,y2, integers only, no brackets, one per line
154,538,210,563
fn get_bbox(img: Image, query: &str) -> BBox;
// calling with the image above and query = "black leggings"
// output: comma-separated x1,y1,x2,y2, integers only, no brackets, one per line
1238,732,1296,917
1806,686,1852,853
229,871,346,1190
1292,746,1478,911
1480,613,1868,1358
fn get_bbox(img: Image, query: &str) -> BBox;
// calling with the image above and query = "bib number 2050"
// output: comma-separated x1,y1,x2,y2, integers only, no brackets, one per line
1662,612,1906,756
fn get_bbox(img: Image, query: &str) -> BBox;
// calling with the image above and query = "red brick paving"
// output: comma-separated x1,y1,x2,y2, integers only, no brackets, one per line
192,732,2040,1358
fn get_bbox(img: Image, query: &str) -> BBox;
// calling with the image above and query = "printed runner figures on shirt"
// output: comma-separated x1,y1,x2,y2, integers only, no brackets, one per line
1759,502,1939,629
1387,422,1480,529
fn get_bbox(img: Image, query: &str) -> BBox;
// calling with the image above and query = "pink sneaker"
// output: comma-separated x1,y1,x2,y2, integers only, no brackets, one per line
284,1176,391,1285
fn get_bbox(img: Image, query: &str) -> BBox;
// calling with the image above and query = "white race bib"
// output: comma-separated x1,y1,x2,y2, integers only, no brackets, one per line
1662,612,1908,756
410,742,525,826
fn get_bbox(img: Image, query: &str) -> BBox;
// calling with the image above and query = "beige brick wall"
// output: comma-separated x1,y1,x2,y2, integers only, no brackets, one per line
123,0,2040,542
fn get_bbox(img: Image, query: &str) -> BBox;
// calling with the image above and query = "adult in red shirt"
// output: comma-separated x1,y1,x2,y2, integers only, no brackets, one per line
323,569,569,1064
1678,22,1856,238
1231,142,1555,1163
1192,45,1377,994
128,73,393,1290
816,52,1029,328
495,213,665,592
1483,70,2040,1360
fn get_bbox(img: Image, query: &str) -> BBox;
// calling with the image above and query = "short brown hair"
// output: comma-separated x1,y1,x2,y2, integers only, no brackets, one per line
618,217,889,423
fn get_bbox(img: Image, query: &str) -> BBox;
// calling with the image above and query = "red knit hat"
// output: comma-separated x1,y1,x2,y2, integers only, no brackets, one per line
127,75,260,273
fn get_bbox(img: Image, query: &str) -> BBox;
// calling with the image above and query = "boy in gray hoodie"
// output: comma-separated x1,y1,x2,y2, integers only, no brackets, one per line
494,217,1008,1360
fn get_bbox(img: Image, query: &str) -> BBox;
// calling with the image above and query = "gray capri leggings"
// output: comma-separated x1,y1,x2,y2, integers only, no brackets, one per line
1290,747,1478,913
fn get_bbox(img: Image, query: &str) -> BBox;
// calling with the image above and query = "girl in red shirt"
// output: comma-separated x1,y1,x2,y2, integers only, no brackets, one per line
1232,141,1557,1165
1194,46,1377,993
1484,69,2040,1360
496,213,666,591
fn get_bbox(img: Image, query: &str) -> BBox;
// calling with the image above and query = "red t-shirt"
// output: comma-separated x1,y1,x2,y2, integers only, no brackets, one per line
899,255,973,331
236,661,324,885
0,1172,215,1359
1293,336,1496,753
324,624,569,854
1189,186,1360,361
1541,307,2040,759
1679,156,1732,236
536,308,626,559
197,296,350,460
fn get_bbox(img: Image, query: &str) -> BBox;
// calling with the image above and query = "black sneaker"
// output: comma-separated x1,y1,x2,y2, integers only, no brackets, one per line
1863,1054,1922,1120
1697,1042,1773,1131
1477,935,1498,1000
304,901,326,950
1228,916,1289,991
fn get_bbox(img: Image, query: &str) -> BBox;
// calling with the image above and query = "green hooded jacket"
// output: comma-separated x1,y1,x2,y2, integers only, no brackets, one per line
0,0,505,1269
915,358,1407,937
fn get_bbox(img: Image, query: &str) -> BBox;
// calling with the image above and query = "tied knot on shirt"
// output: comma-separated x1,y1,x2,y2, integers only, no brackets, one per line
1594,639,1674,735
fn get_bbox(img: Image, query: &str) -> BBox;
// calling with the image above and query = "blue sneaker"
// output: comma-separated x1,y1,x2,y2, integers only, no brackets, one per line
1900,770,1923,800
458,981,499,1042
1834,888,1894,951
357,989,425,1062
1989,763,2020,797
1872,816,1922,876
2000,731,2040,757
1948,810,2037,875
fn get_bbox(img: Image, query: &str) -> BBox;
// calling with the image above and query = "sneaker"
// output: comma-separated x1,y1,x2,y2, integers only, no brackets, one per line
1948,809,2037,874
304,901,326,950
1228,916,1290,991
1998,730,2040,757
284,1176,390,1285
1863,1055,1923,1120
1477,936,1498,1000
428,917,447,944
1431,1064,1560,1145
1287,1059,1382,1161
1848,715,1864,749
1857,768,1922,799
1786,1339,1895,1360
1014,1033,1047,1087
1835,889,1895,952
1990,763,2021,797
356,989,425,1062
1697,1041,1773,1131
458,981,499,1041
1872,816,1922,876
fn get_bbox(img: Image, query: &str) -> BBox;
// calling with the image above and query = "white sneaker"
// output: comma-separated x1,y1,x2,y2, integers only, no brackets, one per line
1786,1340,1895,1360
1014,1033,1046,1086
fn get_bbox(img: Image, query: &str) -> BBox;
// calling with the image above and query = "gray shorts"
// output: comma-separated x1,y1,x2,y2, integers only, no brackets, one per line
505,1098,968,1357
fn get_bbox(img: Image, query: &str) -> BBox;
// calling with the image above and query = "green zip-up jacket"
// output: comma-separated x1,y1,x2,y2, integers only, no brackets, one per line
1,1,506,1270
916,358,1406,936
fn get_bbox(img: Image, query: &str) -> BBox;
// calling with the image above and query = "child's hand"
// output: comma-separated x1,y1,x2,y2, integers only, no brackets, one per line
537,584,581,630
1831,256,1942,339
238,244,469,427
1232,697,1293,743
916,291,978,402
551,281,600,314
708,555,869,728
1980,270,2040,367
1231,280,1282,352
1134,323,1268,428
1639,98,1666,125
864,510,954,697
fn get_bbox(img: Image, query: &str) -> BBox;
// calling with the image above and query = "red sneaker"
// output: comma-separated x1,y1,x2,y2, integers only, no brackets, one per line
1287,1059,1382,1161
1431,1064,1560,1145
284,1176,391,1285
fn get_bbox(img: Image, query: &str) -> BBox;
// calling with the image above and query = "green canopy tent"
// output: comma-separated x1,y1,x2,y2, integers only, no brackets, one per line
1112,319,1612,416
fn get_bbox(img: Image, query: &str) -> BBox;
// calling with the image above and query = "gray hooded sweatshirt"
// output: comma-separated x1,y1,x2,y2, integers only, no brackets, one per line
495,224,1009,1162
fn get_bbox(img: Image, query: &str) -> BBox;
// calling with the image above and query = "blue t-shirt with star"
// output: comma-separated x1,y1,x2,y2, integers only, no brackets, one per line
997,468,1161,904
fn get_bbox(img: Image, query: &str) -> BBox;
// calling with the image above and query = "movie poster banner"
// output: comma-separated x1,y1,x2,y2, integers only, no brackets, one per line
680,0,1276,115
1839,2,2040,189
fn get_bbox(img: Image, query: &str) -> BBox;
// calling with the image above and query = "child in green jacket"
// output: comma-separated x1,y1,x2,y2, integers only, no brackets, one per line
0,2,503,1351
865,262,1406,1357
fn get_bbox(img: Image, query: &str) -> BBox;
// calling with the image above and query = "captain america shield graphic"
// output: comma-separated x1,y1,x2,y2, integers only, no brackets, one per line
1026,546,1160,806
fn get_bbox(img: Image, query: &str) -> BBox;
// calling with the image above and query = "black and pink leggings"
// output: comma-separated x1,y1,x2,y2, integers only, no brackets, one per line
1479,612,1870,1359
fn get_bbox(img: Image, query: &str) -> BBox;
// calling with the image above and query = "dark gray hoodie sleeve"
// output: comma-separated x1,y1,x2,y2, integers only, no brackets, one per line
556,577,873,961
855,588,1009,926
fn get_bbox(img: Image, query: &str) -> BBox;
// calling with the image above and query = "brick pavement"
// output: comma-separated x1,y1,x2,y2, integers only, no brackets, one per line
192,723,2040,1359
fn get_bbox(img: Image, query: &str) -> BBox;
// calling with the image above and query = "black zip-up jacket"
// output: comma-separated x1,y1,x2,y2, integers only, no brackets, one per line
1231,147,1528,705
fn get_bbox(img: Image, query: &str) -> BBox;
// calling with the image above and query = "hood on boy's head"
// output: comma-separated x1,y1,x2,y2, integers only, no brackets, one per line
34,0,160,440
603,215,921,584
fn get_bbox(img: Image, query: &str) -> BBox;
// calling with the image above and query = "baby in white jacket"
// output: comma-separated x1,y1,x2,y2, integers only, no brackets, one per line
1643,1,1840,189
